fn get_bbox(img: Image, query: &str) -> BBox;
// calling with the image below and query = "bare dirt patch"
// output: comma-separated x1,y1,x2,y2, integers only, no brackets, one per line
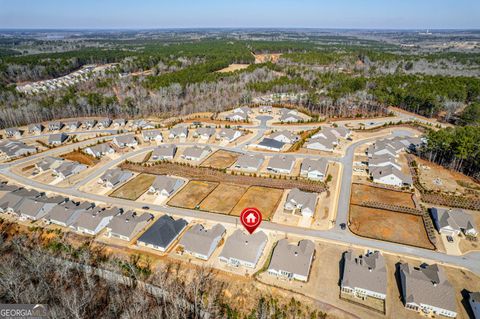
216,64,250,73
168,181,218,209
61,151,99,166
200,150,240,170
230,186,283,220
349,205,434,249
351,183,415,208
254,53,282,64
109,174,156,201
199,183,248,214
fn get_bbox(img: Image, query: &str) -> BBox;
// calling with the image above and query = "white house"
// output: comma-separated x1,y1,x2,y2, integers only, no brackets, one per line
300,158,328,181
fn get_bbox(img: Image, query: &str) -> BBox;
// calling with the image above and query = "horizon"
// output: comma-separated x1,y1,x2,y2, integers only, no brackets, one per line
1,0,479,29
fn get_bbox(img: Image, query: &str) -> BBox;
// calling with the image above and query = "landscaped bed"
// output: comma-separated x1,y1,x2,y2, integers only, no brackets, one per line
109,173,156,201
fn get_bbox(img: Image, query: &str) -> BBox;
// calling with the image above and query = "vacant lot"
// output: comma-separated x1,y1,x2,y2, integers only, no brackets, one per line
200,150,240,169
350,183,415,208
110,174,155,201
230,186,283,220
199,183,247,214
349,205,434,249
61,151,98,166
216,63,250,73
168,181,218,209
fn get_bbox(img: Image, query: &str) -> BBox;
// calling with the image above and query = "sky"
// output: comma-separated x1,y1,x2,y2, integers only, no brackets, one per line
1,0,479,30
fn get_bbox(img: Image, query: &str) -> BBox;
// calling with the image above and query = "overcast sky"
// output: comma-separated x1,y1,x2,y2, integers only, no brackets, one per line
1,0,479,29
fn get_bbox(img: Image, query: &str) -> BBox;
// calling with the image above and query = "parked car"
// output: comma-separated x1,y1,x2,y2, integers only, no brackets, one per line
340,223,346,230
446,235,454,243
142,206,150,210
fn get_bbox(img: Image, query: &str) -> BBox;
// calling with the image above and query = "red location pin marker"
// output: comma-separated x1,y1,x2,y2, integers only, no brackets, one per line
240,207,262,234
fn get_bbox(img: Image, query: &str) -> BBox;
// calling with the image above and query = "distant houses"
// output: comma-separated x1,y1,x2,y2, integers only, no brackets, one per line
193,127,216,140
268,239,315,282
137,215,188,252
169,126,188,139
142,130,163,142
179,224,226,260
219,230,267,268
399,263,457,318
0,140,36,159
270,130,299,144
48,133,69,145
5,128,22,138
35,156,64,173
28,123,43,135
113,135,138,148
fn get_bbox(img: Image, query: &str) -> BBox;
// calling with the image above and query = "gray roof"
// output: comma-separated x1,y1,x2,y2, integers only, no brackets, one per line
65,120,80,128
227,112,247,120
179,224,226,256
86,143,112,155
182,146,211,159
142,129,163,139
342,251,387,294
0,188,42,212
235,154,264,170
16,195,66,218
114,134,137,145
0,140,36,158
46,200,94,225
99,168,133,186
268,155,295,171
170,126,188,137
369,154,398,166
268,239,315,277
48,133,68,144
138,215,187,249
5,127,21,135
150,176,184,194
301,158,328,175
270,130,299,143
72,207,121,232
28,123,43,132
54,160,87,178
370,165,413,185
399,263,456,312
152,145,177,159
108,211,153,238
280,113,302,122
113,118,126,126
98,118,112,127
36,156,64,171
258,138,285,150
285,188,318,213
195,127,216,137
83,119,97,127
217,128,241,140
219,229,267,264
431,208,477,233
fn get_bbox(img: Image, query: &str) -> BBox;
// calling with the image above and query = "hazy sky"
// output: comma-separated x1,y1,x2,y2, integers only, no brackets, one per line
1,0,479,29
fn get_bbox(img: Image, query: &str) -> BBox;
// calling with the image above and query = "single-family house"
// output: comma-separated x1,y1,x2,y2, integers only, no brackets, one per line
219,230,267,268
370,165,413,187
280,113,303,123
268,239,315,282
113,134,138,148
216,128,242,142
341,251,387,301
65,121,80,131
72,207,121,235
131,119,154,130
270,130,299,144
233,106,252,115
5,128,22,138
300,158,328,181
368,154,401,170
142,130,163,142
193,127,216,140
45,200,94,227
399,263,457,318
35,156,64,172
226,112,248,122
106,211,153,241
169,126,188,139
83,119,97,129
256,138,285,152
469,292,480,319
179,224,226,260
148,176,184,197
284,188,318,217
259,105,273,113
431,208,478,237
17,195,66,221
0,188,42,214
234,154,265,171
53,161,88,180
151,144,177,161
97,118,112,129
137,215,188,252
181,146,211,161
305,134,338,152
48,121,63,131
98,168,133,188
48,133,69,145
112,118,126,127
28,123,43,134
0,140,36,159
84,143,114,158
267,155,295,174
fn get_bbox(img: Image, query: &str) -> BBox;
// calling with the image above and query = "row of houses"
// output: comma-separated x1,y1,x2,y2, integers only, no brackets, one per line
0,140,37,159
341,250,460,318
234,153,329,181
305,126,351,152
34,156,88,179
366,136,423,187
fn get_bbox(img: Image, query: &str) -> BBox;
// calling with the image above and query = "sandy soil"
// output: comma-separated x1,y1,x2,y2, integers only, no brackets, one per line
109,173,156,201
168,181,218,209
351,183,416,208
216,63,250,73
200,150,241,169
230,186,284,220
199,183,248,214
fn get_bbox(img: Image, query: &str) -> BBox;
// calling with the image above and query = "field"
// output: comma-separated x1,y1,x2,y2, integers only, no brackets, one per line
230,186,284,220
200,150,240,169
349,205,434,249
199,183,248,214
109,174,156,200
350,183,415,208
168,181,218,209
61,151,99,166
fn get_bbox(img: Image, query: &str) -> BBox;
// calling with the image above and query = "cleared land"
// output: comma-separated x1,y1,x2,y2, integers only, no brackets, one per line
349,205,434,249
61,151,99,166
168,181,218,209
200,150,240,169
110,174,155,201
216,64,250,73
199,183,248,214
350,183,415,208
230,186,284,220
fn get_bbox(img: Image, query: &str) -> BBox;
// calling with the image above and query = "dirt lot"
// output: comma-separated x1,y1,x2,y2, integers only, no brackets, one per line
230,186,284,220
216,63,250,73
200,150,241,169
109,173,156,200
168,181,218,209
350,183,415,208
61,151,99,166
199,183,247,214
416,155,480,197
349,205,434,249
